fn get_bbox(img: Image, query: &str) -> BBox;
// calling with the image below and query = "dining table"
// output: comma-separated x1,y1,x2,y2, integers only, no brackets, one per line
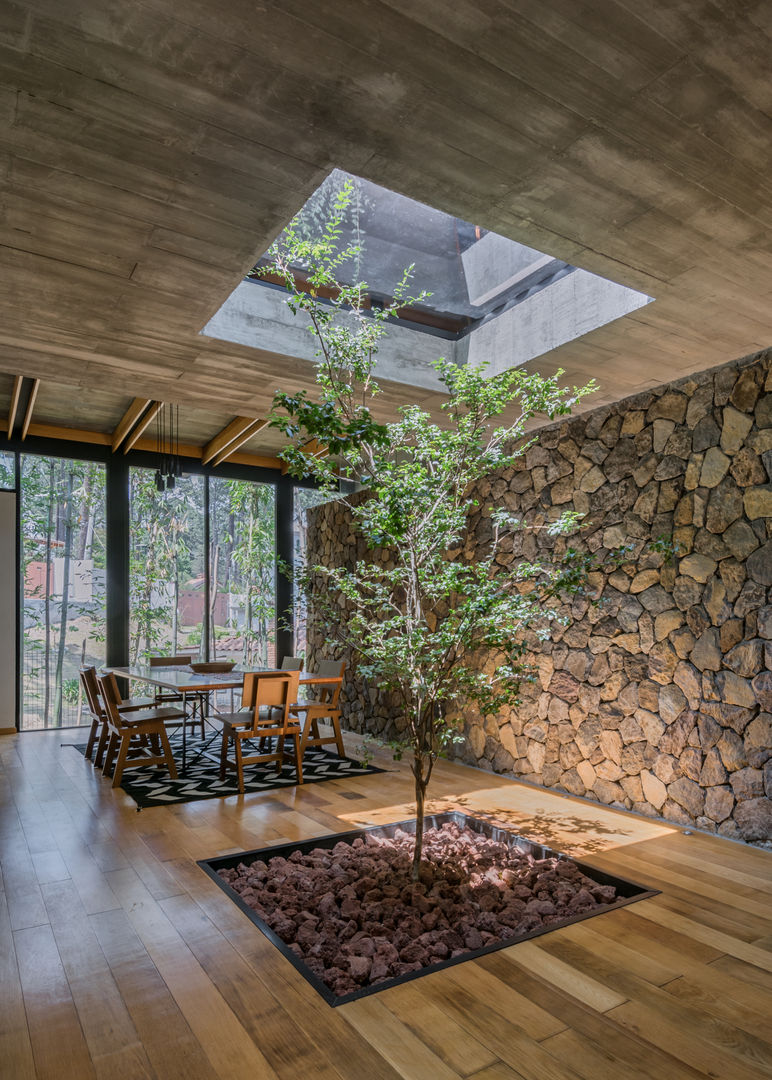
105,665,340,773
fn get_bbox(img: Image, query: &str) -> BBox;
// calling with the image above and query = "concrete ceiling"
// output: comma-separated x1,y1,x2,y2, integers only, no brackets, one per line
1,0,771,457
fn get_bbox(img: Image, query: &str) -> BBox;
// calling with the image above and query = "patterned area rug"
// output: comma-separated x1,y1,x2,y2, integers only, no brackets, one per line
68,732,383,809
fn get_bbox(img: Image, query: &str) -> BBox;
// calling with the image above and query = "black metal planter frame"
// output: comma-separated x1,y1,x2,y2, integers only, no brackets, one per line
198,811,659,1007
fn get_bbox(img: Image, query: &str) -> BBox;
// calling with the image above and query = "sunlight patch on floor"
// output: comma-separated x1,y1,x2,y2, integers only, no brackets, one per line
335,784,675,857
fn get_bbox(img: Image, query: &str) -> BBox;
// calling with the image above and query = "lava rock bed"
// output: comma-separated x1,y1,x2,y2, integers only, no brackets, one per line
217,822,619,998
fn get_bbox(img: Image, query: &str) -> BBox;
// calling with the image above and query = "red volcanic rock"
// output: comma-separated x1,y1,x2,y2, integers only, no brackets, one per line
219,823,619,998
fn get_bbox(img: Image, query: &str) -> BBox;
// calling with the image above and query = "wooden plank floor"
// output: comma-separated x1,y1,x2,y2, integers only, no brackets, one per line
2,728,771,1080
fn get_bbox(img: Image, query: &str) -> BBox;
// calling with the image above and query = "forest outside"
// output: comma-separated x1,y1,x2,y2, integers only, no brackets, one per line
129,469,277,672
21,455,106,730
18,458,279,730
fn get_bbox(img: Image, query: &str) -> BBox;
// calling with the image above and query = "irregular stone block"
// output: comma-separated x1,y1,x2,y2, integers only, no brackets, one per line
653,753,681,784
655,455,685,481
730,766,765,801
704,785,734,823
659,683,687,724
641,769,667,809
660,712,696,757
691,627,721,672
560,767,585,796
697,713,722,750
705,477,743,533
703,578,730,624
649,392,688,424
723,519,760,560
647,640,678,685
730,447,766,486
548,670,581,703
667,776,705,817
700,747,728,786
717,730,747,772
720,405,753,454
592,777,626,805
730,369,761,413
679,553,717,583
747,541,772,586
734,797,772,841
672,576,703,611
752,671,772,711
576,760,596,789
743,484,772,520
596,759,625,782
700,446,730,488
720,618,745,653
734,580,766,618
715,670,756,709
724,639,764,678
575,717,602,758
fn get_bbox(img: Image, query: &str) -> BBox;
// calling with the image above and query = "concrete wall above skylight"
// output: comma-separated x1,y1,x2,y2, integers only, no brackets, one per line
202,170,653,391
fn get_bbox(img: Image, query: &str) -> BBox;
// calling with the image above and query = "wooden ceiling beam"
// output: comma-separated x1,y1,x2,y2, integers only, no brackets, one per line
7,419,283,470
202,416,263,465
210,418,269,467
281,438,329,473
123,401,163,454
7,376,22,439
20,379,40,441
112,397,152,451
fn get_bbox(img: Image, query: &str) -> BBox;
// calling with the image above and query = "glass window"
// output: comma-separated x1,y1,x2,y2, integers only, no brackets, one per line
20,455,106,729
129,468,206,664
293,486,337,658
209,477,276,667
0,451,14,489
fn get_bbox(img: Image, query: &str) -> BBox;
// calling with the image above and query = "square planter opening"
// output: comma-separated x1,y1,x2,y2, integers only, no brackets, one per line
199,812,658,1006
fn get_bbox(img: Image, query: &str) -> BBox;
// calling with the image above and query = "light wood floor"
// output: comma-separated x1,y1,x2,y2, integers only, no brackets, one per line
2,729,772,1080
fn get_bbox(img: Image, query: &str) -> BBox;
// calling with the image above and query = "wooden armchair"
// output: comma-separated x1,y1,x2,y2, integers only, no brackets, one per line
216,671,302,793
80,667,154,768
294,659,346,759
98,675,182,789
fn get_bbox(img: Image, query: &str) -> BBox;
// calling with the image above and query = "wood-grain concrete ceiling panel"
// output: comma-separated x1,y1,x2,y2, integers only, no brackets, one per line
0,0,767,460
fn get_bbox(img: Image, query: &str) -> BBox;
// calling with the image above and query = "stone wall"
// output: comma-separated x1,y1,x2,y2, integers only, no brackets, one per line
305,350,772,842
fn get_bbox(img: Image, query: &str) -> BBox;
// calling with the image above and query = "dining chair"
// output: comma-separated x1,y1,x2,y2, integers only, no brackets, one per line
280,656,304,671
216,671,302,793
98,675,182,789
80,667,154,769
293,659,346,759
148,653,204,736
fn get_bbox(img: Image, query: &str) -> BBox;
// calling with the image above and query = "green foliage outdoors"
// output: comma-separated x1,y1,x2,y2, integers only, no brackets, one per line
20,455,107,727
261,181,608,878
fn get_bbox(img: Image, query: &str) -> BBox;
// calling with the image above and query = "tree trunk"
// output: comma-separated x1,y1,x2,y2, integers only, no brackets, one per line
244,582,252,667
411,753,428,882
54,467,74,726
171,541,179,652
42,460,55,724
209,542,219,659
76,470,93,560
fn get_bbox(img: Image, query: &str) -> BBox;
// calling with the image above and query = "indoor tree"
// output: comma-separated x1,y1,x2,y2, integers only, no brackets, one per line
262,183,601,878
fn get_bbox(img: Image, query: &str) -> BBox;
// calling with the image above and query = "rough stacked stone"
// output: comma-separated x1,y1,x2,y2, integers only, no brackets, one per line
305,350,772,843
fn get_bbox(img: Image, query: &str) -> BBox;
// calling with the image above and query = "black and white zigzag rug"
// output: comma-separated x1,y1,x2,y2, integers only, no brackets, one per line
68,732,383,809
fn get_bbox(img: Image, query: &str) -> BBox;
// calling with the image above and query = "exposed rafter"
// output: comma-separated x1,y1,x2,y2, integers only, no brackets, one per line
7,376,22,439
202,416,265,465
210,418,269,468
20,379,40,441
281,438,329,474
123,401,163,454
7,420,282,470
112,397,151,451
